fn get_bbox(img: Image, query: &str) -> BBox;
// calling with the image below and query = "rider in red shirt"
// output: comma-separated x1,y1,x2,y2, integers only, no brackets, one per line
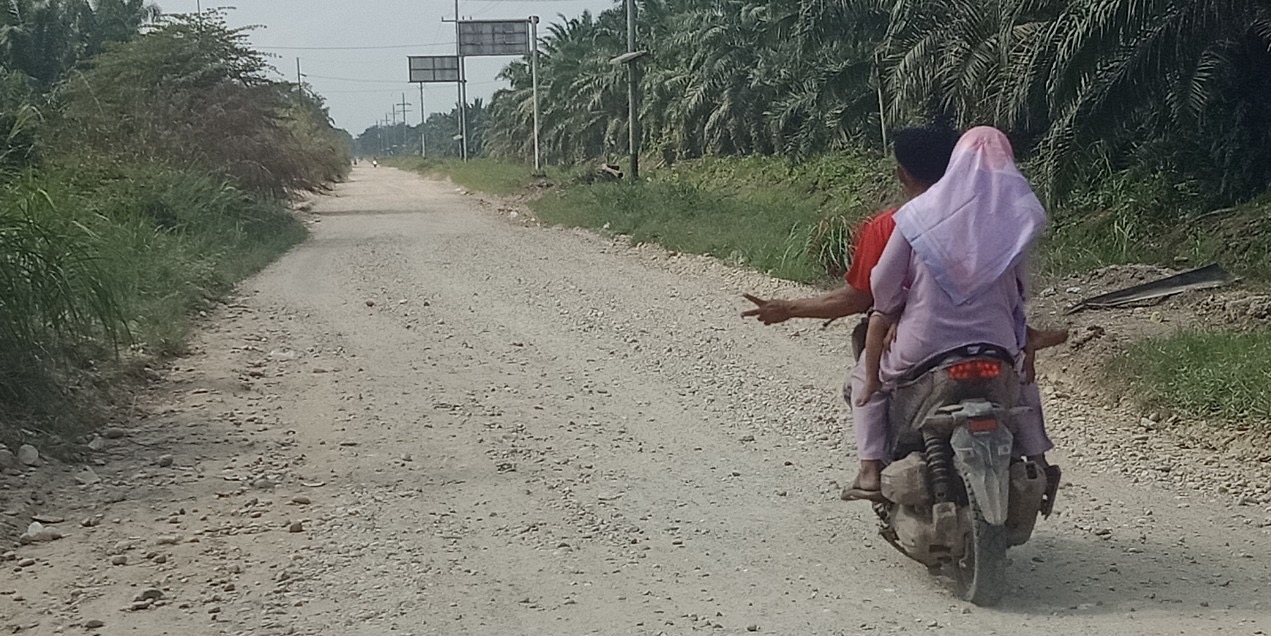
743,127,952,334
843,209,897,297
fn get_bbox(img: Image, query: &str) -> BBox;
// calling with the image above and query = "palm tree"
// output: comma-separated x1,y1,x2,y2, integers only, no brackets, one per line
0,0,157,89
1031,0,1271,200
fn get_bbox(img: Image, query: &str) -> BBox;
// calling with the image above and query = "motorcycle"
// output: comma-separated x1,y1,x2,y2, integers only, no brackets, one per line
871,343,1060,605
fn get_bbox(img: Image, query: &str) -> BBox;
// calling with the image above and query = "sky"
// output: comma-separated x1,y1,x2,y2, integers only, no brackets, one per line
156,1,616,135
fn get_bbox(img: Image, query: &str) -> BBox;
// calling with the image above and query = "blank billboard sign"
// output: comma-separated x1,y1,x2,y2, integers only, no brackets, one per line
458,20,531,57
408,56,461,83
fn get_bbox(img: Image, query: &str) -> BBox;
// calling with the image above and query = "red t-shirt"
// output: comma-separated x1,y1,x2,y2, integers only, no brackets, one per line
844,208,898,292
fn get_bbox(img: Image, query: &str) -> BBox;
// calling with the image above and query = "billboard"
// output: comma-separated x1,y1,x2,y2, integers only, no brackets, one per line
458,20,531,57
408,55,461,83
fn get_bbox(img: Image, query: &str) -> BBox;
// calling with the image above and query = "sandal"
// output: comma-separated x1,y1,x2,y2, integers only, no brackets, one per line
840,478,886,503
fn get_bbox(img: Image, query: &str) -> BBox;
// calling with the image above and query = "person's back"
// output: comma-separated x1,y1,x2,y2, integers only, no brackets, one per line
871,237,1025,380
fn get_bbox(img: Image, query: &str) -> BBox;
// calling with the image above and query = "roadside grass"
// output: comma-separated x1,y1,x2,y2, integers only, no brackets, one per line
387,157,565,197
1109,329,1271,426
1040,170,1271,281
532,153,897,284
532,180,832,282
0,161,305,444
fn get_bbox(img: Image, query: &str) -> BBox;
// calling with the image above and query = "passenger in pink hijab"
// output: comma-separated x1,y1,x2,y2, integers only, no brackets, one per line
848,126,1053,497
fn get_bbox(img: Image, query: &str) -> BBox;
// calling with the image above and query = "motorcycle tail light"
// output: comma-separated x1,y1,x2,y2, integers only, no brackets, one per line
947,359,1003,381
968,418,998,433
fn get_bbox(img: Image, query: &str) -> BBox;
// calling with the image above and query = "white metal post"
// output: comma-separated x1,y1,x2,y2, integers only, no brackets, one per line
530,16,541,173
625,0,639,180
420,83,427,157
455,0,468,161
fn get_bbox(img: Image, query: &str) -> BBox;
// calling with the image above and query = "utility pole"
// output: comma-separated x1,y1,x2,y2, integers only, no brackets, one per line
295,58,303,95
395,94,412,156
875,52,888,149
530,16,541,173
419,83,427,157
625,0,640,181
388,112,396,155
454,0,469,160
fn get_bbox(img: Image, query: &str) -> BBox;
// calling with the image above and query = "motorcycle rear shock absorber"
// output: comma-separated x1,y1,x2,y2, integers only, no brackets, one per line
923,428,954,503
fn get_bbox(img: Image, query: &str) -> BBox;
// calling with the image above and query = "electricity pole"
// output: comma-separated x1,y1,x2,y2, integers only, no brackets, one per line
530,16,541,173
419,83,427,157
395,94,412,155
451,0,469,161
625,0,640,180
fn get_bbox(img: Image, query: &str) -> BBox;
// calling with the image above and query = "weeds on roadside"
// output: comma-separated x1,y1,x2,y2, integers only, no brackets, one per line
0,163,306,442
1108,329,1271,425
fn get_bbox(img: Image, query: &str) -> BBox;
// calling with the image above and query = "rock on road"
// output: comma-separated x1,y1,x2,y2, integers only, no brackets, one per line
3,166,1269,636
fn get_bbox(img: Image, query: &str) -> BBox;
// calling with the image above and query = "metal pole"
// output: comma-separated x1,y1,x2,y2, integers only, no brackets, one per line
875,52,888,149
530,16,541,173
296,58,303,94
398,93,412,155
625,0,639,181
420,83,427,157
455,0,468,161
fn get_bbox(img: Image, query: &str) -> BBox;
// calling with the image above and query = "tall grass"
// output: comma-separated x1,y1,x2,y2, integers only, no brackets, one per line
0,162,306,442
0,180,125,351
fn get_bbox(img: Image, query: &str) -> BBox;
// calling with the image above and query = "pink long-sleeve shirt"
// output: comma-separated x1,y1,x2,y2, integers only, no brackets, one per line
870,231,1028,381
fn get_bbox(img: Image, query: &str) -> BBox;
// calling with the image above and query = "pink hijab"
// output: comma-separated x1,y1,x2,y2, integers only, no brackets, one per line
893,126,1046,305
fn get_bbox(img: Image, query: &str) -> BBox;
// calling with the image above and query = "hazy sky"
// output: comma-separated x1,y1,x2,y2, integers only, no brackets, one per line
156,1,615,135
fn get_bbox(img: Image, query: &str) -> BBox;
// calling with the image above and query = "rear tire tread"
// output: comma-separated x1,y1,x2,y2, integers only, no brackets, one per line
956,477,1009,606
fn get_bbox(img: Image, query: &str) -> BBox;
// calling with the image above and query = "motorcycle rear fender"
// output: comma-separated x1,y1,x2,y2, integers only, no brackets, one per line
950,424,1014,526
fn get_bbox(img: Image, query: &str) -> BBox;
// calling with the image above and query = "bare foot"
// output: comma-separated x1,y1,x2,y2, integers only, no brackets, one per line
858,459,883,491
841,460,885,502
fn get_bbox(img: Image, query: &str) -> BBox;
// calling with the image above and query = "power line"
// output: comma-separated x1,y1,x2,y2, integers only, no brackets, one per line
318,89,416,94
305,74,411,85
257,42,456,51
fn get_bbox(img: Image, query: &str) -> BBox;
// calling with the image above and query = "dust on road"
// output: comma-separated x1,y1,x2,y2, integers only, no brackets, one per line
2,167,1269,635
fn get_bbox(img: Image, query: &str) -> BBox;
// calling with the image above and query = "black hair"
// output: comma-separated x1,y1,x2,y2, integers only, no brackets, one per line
891,126,960,184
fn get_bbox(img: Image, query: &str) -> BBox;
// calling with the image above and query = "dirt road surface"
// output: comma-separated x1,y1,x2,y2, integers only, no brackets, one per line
3,167,1270,635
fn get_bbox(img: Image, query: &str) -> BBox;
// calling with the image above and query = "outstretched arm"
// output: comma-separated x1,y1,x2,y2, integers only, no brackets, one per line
742,285,872,325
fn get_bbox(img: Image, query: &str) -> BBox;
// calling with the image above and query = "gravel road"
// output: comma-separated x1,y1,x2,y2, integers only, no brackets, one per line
2,166,1269,635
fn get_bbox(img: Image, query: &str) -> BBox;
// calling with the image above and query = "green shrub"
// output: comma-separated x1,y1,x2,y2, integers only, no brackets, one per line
53,14,350,197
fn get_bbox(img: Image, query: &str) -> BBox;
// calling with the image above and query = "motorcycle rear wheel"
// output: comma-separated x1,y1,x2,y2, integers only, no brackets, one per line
954,477,1008,606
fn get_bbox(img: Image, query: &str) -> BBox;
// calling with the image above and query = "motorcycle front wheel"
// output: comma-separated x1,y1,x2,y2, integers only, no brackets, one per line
954,476,1009,606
